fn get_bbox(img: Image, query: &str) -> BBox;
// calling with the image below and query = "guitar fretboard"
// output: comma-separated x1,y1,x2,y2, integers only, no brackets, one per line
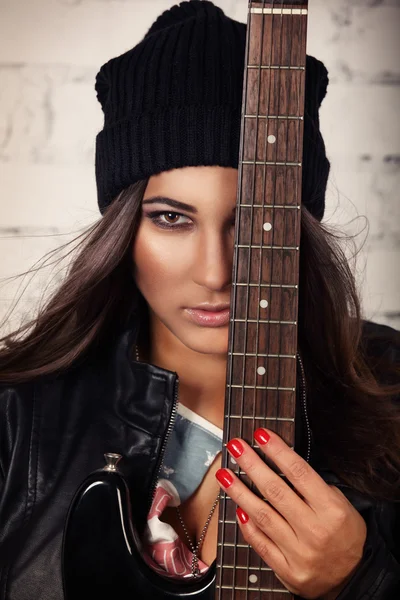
215,2,308,598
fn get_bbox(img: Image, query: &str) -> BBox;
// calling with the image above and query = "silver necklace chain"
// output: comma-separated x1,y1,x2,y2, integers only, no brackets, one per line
176,492,220,577
135,345,220,578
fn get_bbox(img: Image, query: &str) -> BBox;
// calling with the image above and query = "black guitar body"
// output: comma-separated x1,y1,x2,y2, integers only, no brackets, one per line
62,469,216,600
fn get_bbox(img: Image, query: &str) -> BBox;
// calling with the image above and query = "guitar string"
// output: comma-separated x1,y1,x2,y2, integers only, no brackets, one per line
272,5,306,596
295,2,306,414
217,2,253,597
244,0,274,596
231,2,257,591
274,3,296,593
281,5,305,598
293,0,307,465
250,0,281,595
262,0,287,594
233,0,269,596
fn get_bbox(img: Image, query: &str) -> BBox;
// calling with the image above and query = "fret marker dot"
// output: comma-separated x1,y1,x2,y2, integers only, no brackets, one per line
257,366,266,376
263,222,272,231
267,135,276,144
260,299,268,308
249,574,258,583
230,456,237,465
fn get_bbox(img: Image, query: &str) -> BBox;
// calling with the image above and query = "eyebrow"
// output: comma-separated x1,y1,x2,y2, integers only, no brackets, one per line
142,196,236,214
142,197,198,214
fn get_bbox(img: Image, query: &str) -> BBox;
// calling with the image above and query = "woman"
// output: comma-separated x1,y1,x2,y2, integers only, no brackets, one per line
0,2,399,599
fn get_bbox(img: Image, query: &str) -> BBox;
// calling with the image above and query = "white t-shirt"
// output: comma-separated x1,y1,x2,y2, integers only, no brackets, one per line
142,403,223,578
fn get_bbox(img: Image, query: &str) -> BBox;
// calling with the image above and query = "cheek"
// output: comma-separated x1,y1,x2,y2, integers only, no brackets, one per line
132,228,187,300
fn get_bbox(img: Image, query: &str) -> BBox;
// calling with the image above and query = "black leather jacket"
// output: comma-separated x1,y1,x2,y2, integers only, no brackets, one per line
0,318,399,600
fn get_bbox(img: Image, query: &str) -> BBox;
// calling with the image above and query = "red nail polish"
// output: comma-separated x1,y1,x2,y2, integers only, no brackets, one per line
254,428,270,445
216,468,234,488
227,438,244,458
236,507,249,524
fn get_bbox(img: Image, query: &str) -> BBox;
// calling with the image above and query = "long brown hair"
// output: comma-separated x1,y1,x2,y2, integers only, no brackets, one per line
0,180,399,500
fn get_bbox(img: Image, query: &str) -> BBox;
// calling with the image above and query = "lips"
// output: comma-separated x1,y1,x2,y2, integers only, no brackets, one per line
184,307,230,327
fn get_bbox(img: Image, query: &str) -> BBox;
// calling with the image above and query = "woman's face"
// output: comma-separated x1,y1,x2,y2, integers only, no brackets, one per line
132,166,237,356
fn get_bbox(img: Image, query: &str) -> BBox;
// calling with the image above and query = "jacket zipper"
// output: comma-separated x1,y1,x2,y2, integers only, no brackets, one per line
146,376,180,512
297,352,311,464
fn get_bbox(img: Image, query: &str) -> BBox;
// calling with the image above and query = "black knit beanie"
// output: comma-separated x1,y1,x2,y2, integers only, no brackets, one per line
95,0,330,221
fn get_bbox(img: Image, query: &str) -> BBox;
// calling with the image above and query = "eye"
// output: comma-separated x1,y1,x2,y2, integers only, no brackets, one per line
163,212,181,224
146,210,192,230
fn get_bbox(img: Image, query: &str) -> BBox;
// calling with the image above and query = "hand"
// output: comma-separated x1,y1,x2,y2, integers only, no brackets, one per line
215,428,367,599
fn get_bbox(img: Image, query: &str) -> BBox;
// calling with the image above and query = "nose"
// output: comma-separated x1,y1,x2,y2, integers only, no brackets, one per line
191,229,233,292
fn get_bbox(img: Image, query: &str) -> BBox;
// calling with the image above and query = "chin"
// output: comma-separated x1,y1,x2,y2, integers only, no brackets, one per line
182,327,229,356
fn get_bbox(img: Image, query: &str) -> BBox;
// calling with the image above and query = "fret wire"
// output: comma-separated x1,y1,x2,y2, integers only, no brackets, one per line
225,416,294,421
218,542,251,548
230,353,296,357
219,586,290,593
239,204,300,209
250,7,308,15
217,520,237,525
231,319,297,324
218,537,285,548
247,65,305,70
228,447,287,457
230,385,295,391
220,466,293,488
217,563,273,571
244,115,303,120
233,283,298,288
237,244,299,249
242,160,301,165
227,469,286,476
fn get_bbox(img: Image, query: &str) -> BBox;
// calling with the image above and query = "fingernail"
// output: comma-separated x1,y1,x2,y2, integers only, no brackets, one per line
226,438,244,458
254,428,271,445
216,468,234,488
236,507,249,524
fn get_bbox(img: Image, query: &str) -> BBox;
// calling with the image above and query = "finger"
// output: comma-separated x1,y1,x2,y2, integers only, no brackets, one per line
216,468,297,552
253,428,333,510
226,438,312,525
236,507,289,579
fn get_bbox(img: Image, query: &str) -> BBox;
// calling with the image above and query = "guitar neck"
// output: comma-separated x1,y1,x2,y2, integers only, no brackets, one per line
215,2,309,598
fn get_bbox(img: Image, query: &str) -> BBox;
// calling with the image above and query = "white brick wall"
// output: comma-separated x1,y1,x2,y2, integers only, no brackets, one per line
0,0,399,336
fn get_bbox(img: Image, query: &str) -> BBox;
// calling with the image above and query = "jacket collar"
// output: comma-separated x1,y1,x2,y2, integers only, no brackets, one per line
112,316,310,468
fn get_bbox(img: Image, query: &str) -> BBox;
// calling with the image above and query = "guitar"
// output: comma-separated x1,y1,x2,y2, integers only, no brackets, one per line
62,1,309,598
